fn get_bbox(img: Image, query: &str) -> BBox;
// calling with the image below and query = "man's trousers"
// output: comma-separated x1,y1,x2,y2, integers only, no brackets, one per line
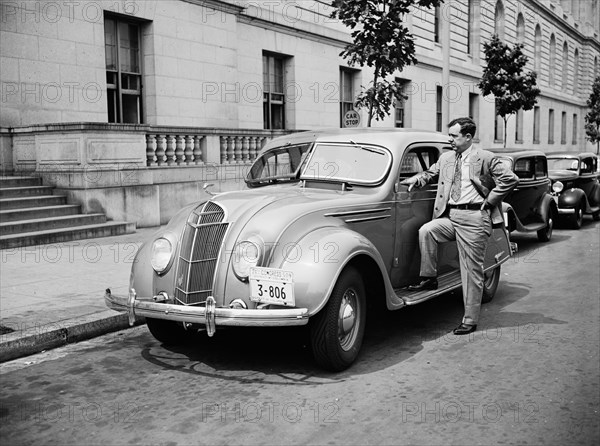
417,208,492,325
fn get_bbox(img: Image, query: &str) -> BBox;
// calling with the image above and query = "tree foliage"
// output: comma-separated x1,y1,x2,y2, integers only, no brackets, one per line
478,35,540,147
331,0,443,126
584,76,600,154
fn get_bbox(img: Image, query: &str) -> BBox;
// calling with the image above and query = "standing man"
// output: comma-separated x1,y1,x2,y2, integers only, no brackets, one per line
401,117,518,335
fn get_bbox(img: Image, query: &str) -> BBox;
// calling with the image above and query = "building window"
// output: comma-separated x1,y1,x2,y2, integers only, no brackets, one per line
595,57,598,79
516,109,524,143
572,114,578,144
533,106,540,144
561,111,567,144
516,14,525,44
548,109,555,144
534,25,542,73
494,100,503,143
263,53,286,130
434,6,441,43
549,34,556,88
562,42,569,91
104,16,143,124
494,1,505,40
436,86,443,132
394,78,410,128
340,68,356,127
469,93,479,131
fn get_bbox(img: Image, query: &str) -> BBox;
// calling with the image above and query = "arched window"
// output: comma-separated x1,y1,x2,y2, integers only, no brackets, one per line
562,41,569,91
549,34,556,88
494,1,505,40
573,49,579,96
516,14,525,43
534,25,542,73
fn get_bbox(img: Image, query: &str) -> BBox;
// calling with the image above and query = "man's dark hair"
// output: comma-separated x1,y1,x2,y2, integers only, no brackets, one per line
448,117,477,138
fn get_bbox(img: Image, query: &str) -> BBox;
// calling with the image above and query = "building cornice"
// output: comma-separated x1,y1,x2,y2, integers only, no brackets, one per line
527,0,599,47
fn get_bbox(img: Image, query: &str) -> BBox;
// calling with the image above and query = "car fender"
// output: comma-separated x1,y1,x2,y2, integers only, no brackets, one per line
277,227,397,316
539,193,558,220
557,188,587,209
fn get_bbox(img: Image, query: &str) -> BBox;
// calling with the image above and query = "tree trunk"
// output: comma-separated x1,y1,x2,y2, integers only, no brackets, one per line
367,69,379,127
503,117,508,148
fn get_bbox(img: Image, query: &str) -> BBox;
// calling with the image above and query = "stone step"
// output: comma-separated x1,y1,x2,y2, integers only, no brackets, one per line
0,176,42,188
0,221,137,249
0,186,56,198
0,195,67,210
0,205,82,222
0,214,108,235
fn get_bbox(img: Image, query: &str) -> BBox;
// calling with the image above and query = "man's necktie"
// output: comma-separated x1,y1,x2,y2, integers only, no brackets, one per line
451,153,462,202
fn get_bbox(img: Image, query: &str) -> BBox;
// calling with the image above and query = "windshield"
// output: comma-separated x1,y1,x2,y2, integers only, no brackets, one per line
300,143,392,185
246,143,311,187
548,157,578,171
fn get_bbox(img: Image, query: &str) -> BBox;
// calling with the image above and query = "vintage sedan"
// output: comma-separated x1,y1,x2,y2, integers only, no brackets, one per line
547,152,600,228
105,129,516,371
491,149,557,242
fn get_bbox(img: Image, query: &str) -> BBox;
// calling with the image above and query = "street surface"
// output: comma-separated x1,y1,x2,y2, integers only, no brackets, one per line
1,220,599,445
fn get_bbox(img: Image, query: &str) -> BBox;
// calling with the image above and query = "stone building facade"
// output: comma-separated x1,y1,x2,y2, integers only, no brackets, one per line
1,0,599,226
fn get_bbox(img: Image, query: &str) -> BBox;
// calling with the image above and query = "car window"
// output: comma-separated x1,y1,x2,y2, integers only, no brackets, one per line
535,156,547,179
399,146,441,178
514,158,534,180
246,143,311,186
548,157,578,171
580,158,593,174
300,143,392,185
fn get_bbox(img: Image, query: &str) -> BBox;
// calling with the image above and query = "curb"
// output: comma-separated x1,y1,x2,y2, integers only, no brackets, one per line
0,311,145,363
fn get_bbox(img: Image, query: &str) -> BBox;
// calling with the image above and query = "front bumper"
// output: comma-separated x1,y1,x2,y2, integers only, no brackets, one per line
104,289,309,336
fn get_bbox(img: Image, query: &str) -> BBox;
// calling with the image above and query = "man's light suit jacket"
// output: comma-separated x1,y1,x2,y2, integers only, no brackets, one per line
411,146,519,224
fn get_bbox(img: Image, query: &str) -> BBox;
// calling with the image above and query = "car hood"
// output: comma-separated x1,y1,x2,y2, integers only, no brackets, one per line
212,184,373,229
548,170,578,181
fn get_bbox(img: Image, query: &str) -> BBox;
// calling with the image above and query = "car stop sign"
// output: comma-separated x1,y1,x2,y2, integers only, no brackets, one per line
343,110,360,128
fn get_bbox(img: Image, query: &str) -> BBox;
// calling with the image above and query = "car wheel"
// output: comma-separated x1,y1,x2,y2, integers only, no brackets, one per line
310,266,366,372
593,211,600,221
537,209,554,242
146,318,189,345
569,203,583,229
481,266,501,304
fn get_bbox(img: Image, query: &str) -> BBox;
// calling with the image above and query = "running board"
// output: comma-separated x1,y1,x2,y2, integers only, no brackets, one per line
395,271,462,306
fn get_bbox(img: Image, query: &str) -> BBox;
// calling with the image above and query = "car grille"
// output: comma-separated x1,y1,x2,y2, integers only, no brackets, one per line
174,201,228,305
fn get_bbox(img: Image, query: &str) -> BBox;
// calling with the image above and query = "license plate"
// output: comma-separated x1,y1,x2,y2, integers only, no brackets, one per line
249,267,295,307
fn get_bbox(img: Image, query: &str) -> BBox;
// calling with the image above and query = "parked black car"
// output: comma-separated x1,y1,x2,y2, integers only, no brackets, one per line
547,152,600,228
492,149,557,242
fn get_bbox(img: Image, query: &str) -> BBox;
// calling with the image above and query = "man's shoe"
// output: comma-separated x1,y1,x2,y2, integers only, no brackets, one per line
453,323,477,335
407,277,438,291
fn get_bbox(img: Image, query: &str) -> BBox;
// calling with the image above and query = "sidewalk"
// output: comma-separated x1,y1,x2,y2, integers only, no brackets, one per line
0,226,164,362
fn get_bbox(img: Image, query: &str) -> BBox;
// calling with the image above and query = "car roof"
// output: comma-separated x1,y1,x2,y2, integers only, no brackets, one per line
261,128,452,153
546,151,597,159
490,148,548,158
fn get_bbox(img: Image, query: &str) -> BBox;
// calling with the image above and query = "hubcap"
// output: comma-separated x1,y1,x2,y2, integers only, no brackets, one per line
338,289,358,350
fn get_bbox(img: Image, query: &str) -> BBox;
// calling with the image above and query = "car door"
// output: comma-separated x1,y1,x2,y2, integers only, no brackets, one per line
576,156,600,207
391,143,457,288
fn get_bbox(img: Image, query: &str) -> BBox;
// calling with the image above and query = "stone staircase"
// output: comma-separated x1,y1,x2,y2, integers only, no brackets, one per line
0,176,136,249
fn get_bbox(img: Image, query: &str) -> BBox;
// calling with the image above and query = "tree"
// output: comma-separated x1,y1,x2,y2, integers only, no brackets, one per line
331,0,443,127
478,35,540,147
585,76,600,155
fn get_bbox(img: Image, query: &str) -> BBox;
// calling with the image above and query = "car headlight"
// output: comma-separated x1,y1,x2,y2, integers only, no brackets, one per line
552,181,564,193
232,240,261,280
151,237,173,274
